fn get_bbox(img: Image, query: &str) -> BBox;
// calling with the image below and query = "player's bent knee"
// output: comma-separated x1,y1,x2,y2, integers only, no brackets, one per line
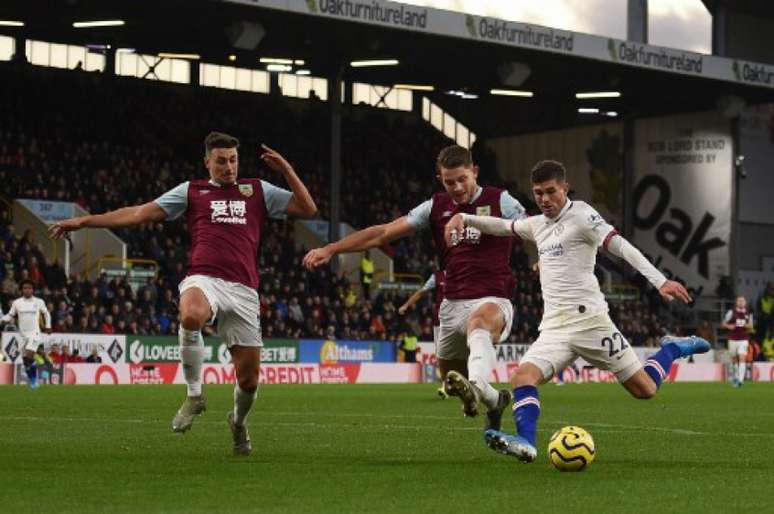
511,363,542,387
179,312,206,331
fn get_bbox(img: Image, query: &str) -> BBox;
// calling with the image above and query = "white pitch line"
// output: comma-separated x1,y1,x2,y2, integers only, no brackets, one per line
6,411,774,438
554,420,774,438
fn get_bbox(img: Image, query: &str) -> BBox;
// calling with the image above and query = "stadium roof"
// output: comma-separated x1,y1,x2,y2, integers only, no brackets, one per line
3,0,774,138
700,0,774,18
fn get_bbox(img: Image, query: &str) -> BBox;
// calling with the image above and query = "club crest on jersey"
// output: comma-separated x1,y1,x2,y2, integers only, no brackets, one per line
476,206,491,216
238,184,254,197
553,223,565,236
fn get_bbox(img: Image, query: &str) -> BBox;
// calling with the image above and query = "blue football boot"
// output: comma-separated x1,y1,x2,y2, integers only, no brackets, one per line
484,429,537,463
660,335,710,358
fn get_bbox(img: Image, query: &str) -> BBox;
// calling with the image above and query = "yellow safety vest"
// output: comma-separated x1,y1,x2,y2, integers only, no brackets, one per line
761,296,773,315
361,258,374,284
402,335,418,351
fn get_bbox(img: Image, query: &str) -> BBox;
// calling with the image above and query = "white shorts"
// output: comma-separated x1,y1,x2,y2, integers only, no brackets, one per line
179,275,262,348
20,334,41,353
728,339,749,356
522,314,641,382
436,297,513,360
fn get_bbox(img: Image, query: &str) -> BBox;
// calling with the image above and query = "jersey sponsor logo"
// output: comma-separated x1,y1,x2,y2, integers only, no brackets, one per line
210,199,248,225
538,242,564,257
587,213,602,224
238,184,254,197
476,205,491,216
459,226,482,245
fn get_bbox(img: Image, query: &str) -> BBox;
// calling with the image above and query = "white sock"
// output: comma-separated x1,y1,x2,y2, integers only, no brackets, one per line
233,385,257,426
467,328,499,409
737,361,746,383
179,327,204,397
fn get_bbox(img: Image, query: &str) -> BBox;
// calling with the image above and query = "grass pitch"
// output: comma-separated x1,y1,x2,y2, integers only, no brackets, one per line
1,382,771,513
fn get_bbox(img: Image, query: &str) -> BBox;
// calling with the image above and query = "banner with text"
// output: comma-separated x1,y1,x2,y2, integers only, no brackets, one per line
1,332,126,364
300,339,396,363
61,362,420,385
126,336,299,364
223,0,774,89
633,111,732,298
16,199,75,224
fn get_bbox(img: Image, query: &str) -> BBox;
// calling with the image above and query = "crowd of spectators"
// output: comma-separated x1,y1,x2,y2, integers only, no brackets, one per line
0,63,687,347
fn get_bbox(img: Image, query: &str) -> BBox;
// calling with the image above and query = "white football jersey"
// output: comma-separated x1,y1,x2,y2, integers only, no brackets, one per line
4,296,51,336
510,200,617,330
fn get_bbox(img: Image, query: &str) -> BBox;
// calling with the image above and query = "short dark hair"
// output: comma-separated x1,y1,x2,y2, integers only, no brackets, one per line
204,131,239,156
531,160,566,183
436,145,473,171
20,279,34,289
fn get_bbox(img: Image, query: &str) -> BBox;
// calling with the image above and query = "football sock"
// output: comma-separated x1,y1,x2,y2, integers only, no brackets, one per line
467,329,499,409
513,385,540,446
737,361,746,383
233,385,257,426
643,343,681,388
23,357,37,384
179,327,204,397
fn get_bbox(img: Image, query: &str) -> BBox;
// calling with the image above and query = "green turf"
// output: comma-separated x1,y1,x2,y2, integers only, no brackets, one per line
1,382,772,513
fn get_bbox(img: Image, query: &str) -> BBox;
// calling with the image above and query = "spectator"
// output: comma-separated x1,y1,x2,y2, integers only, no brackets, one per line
758,282,774,335
360,251,374,299
85,347,102,363
34,343,54,383
69,348,84,363
49,343,64,364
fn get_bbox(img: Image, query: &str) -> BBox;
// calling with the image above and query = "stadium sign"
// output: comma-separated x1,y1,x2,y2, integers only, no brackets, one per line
60,362,420,384
0,332,126,364
466,15,574,53
224,0,774,89
300,339,397,363
733,61,774,87
608,39,703,75
16,199,75,224
127,336,299,364
311,0,428,28
633,112,732,298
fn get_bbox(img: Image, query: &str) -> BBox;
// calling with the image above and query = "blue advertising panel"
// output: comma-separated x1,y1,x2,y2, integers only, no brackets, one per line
300,339,396,363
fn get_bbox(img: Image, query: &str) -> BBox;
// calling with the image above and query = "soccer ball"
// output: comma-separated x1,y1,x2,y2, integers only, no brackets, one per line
547,426,595,471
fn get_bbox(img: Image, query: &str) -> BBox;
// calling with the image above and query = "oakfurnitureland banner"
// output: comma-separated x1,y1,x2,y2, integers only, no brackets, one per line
222,0,774,89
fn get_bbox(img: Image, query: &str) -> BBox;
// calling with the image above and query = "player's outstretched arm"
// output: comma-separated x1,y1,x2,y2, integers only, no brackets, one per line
605,234,692,304
444,213,513,246
260,144,317,218
302,217,415,270
48,201,167,240
398,288,428,315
